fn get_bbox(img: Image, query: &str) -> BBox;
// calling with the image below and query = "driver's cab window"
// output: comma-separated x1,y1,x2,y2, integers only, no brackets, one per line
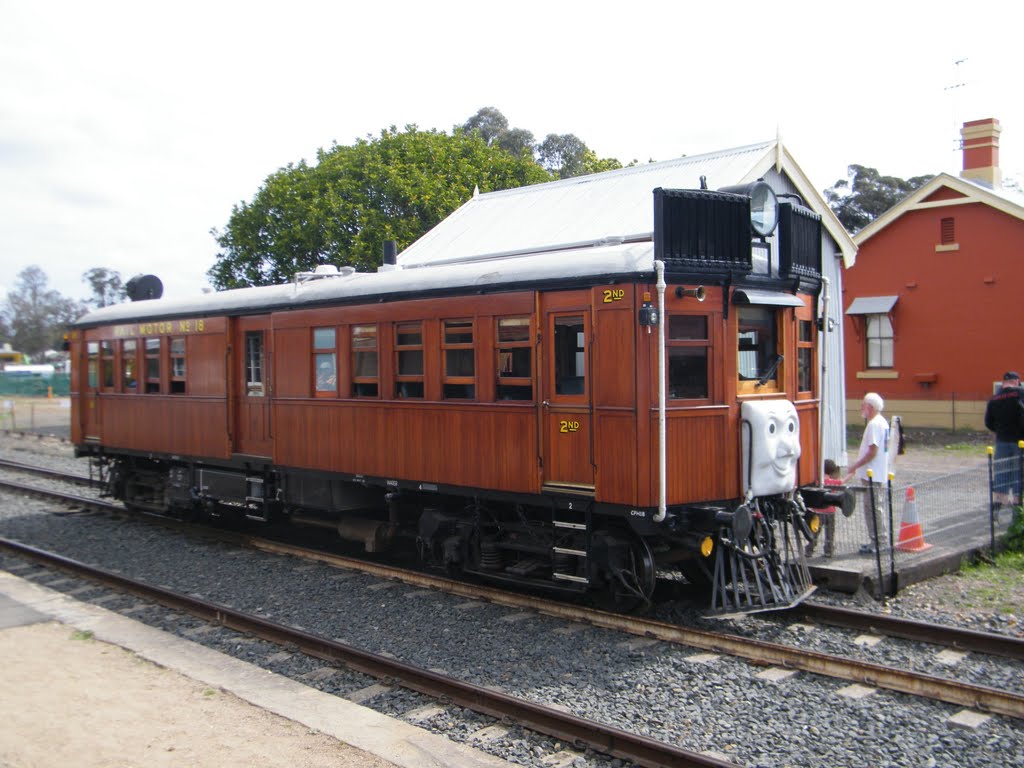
737,306,781,395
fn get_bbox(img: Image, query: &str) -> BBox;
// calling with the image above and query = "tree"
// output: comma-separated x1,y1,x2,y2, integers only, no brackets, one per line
1,266,87,360
460,107,509,145
496,127,535,158
824,165,933,233
209,126,551,289
82,267,125,308
461,108,535,158
537,133,623,179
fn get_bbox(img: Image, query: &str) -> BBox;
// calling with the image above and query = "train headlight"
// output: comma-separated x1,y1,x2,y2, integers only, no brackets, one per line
700,536,714,557
718,180,779,237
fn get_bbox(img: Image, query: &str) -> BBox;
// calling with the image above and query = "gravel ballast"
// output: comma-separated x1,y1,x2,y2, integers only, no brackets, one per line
2,435,1023,767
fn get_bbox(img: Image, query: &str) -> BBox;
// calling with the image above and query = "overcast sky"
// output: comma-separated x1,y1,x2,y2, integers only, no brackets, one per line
2,0,1022,303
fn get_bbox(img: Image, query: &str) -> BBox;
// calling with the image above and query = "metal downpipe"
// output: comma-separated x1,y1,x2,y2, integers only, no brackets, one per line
654,260,668,523
818,276,831,484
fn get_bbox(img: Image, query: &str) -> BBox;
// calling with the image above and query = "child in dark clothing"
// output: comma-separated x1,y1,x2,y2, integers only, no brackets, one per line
806,459,841,558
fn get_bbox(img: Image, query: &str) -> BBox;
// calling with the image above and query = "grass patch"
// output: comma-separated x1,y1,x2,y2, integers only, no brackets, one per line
959,551,1024,614
70,629,94,641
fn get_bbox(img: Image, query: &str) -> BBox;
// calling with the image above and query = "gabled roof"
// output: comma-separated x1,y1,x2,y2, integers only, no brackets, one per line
400,140,856,270
854,173,1024,245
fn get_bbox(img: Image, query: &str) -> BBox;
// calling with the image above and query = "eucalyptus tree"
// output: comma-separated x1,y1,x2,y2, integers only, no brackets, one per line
824,165,933,233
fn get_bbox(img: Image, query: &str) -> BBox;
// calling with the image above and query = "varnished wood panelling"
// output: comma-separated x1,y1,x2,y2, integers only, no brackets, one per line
271,293,535,329
796,402,821,485
187,333,228,396
99,396,229,459
273,402,538,494
593,307,635,408
273,328,310,398
544,409,593,487
594,410,636,504
648,408,736,504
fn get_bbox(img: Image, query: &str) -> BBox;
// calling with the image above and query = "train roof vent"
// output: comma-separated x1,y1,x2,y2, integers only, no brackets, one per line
294,264,356,284
125,274,164,301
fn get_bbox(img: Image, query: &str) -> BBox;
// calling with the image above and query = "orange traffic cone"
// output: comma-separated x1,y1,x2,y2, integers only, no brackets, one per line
896,486,933,552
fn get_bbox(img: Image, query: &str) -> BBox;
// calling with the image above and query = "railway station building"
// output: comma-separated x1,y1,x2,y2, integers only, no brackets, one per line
843,118,1024,430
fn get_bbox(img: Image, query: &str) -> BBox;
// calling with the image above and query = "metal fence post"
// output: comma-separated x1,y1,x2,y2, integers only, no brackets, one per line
867,469,883,599
1018,439,1024,507
887,472,896,597
988,446,996,558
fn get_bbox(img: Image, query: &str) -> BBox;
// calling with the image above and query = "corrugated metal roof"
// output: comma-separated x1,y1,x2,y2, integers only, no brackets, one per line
399,142,776,268
845,295,898,315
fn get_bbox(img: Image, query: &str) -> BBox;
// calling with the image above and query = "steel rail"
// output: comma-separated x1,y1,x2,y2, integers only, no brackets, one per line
0,458,96,487
0,537,731,768
795,603,1024,662
4,476,1024,720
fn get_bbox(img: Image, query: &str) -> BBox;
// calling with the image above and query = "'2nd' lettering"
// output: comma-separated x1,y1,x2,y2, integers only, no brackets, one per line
603,288,625,303
560,420,580,433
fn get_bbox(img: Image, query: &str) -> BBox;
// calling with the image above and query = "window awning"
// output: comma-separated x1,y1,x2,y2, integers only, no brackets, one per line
845,295,898,315
732,288,804,307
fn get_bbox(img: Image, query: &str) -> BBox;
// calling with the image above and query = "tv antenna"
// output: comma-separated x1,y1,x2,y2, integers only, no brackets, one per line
944,57,969,170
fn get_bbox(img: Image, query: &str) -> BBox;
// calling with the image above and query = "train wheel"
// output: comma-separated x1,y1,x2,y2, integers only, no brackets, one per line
592,533,657,613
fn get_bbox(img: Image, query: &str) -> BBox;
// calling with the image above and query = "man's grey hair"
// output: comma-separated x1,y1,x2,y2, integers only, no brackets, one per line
863,392,884,412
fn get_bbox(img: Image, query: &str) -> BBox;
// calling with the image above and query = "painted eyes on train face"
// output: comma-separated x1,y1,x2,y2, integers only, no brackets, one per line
766,418,798,438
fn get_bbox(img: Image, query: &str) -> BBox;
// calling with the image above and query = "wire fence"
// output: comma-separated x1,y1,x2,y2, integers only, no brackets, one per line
806,447,1020,597
0,373,71,397
0,396,72,433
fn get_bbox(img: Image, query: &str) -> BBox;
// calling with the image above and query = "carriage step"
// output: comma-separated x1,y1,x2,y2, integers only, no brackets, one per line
553,573,589,584
553,546,586,557
553,520,587,530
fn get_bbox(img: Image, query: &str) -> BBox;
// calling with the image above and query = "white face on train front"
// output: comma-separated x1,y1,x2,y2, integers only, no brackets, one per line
741,400,801,497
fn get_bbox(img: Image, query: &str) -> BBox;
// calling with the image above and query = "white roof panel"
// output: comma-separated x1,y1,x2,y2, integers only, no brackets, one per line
75,242,656,327
399,142,775,268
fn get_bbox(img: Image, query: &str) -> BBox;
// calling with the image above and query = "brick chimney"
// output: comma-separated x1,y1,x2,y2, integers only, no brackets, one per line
960,118,1002,188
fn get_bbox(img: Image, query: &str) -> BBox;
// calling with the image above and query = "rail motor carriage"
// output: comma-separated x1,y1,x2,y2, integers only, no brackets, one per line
69,180,845,613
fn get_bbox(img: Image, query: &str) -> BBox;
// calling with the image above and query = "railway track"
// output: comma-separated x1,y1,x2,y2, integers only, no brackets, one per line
2,469,1023,724
0,536,731,768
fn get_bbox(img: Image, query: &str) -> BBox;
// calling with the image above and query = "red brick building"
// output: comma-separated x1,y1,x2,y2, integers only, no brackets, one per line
844,118,1024,429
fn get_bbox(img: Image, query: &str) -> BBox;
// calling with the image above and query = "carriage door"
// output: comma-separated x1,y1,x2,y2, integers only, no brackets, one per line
541,309,595,492
233,317,273,457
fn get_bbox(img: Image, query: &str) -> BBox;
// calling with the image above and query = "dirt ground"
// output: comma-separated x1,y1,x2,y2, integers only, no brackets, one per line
0,621,395,768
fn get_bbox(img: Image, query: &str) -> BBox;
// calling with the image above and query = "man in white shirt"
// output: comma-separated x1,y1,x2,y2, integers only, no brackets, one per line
844,392,889,554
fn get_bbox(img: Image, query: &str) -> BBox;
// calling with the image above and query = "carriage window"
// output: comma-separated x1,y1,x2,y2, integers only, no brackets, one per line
797,319,814,393
553,316,586,396
667,315,709,400
87,342,99,389
737,307,780,394
121,340,138,391
100,341,115,391
170,338,186,394
394,322,423,399
352,324,378,397
145,338,161,393
313,327,337,395
245,332,265,396
443,319,475,399
496,317,532,400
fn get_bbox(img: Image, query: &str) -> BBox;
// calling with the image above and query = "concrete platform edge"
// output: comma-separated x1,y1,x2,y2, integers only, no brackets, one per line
0,571,514,768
